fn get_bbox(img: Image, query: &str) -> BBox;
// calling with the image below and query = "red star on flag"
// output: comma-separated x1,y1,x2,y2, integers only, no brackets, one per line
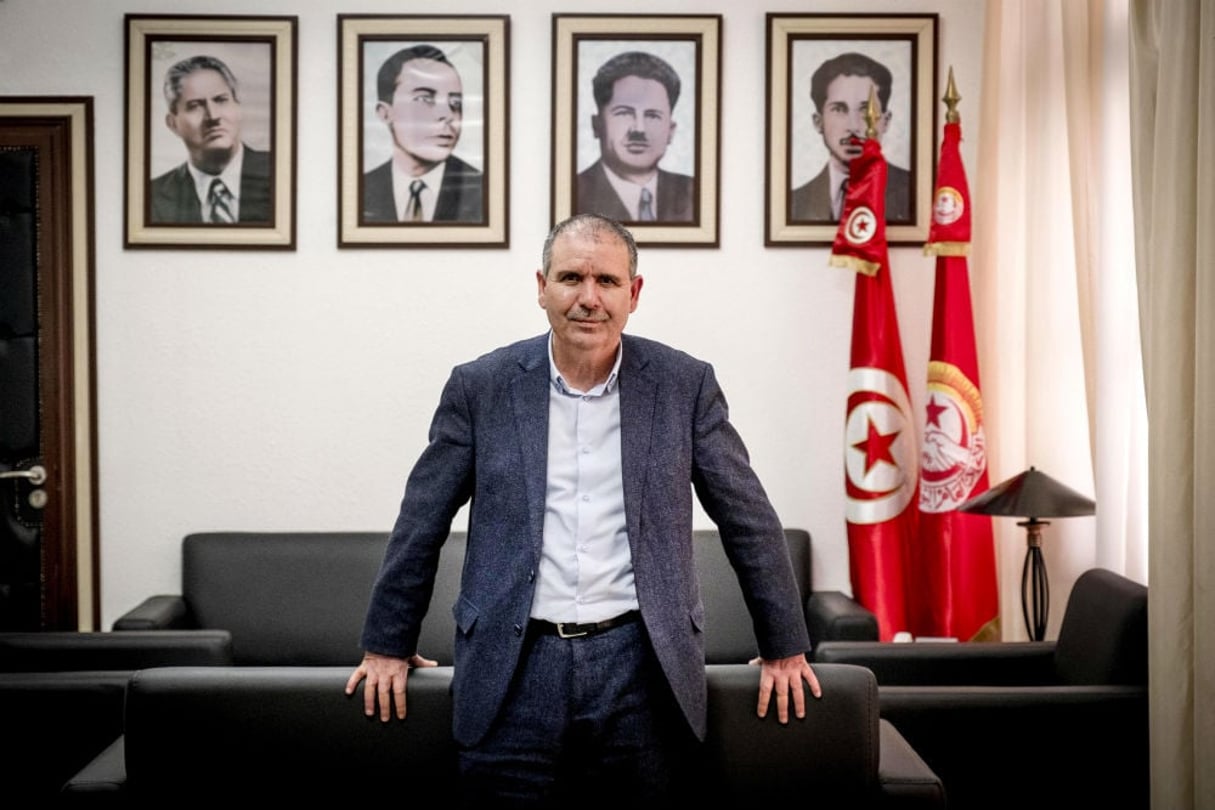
854,417,900,474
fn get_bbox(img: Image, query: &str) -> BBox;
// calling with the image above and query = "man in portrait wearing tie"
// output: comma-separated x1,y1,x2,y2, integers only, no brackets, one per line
150,54,272,225
362,44,484,224
790,51,911,224
575,51,694,224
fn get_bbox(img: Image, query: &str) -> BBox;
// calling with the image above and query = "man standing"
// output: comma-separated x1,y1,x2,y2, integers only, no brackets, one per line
363,44,483,224
791,51,912,223
347,214,820,806
576,51,694,223
151,54,271,224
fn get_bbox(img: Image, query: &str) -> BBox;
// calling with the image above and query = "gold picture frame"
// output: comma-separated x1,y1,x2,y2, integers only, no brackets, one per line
124,14,297,249
766,13,937,246
551,14,721,247
338,14,509,248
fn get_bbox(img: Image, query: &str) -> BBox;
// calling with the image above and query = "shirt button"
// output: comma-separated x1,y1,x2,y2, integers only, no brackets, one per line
582,494,591,502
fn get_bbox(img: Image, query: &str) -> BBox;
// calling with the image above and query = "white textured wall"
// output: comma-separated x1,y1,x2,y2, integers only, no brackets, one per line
0,0,986,628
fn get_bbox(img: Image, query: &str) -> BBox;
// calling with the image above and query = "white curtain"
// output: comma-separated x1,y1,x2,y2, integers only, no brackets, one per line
1129,1,1215,807
975,0,1147,642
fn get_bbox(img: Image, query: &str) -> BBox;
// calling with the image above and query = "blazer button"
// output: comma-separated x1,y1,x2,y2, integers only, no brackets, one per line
528,569,535,582
513,624,523,636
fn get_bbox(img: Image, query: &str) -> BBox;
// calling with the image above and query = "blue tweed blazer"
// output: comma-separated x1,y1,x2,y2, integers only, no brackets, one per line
361,332,810,746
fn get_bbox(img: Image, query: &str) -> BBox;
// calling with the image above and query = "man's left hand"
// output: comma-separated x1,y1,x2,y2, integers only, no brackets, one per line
751,654,822,723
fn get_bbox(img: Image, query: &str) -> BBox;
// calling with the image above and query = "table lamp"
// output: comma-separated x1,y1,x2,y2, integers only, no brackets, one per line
957,466,1096,640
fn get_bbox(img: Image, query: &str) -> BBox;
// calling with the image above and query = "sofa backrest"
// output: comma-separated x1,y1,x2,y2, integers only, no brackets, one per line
112,662,888,802
184,532,398,665
694,528,811,663
1053,567,1148,685
704,663,880,802
121,665,457,800
181,529,809,667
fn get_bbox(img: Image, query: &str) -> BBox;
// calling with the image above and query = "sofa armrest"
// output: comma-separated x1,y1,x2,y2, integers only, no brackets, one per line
1,630,233,670
111,596,191,630
61,735,126,797
877,718,945,809
806,591,879,645
813,640,1058,685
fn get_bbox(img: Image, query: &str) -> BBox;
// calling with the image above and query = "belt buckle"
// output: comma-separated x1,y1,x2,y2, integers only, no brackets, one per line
556,622,589,639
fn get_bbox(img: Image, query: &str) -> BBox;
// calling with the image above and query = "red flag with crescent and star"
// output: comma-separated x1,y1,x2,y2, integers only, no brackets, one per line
829,136,917,641
911,118,999,641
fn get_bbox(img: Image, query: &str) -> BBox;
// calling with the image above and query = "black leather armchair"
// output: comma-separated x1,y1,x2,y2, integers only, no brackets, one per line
814,568,1148,810
0,630,232,799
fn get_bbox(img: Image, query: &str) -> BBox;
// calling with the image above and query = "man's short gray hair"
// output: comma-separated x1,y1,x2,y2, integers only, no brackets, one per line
164,55,239,114
542,214,639,279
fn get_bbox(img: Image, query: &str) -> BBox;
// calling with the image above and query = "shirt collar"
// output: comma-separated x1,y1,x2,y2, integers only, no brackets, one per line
187,144,244,208
600,163,658,221
392,159,448,221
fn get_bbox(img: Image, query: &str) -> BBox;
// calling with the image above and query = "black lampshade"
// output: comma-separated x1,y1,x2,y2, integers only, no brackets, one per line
957,466,1096,519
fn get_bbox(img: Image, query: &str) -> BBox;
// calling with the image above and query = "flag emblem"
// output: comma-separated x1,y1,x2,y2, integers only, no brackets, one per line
845,366,918,524
932,186,965,226
919,361,987,513
843,206,878,245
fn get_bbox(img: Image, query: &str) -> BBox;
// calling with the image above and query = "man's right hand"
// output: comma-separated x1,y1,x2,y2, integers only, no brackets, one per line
344,651,437,722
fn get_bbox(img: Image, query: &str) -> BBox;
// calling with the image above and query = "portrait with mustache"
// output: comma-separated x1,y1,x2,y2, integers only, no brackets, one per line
790,51,912,224
150,53,272,224
574,50,695,224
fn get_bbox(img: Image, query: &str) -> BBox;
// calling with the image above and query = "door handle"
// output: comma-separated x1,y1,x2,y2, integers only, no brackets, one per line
0,465,47,486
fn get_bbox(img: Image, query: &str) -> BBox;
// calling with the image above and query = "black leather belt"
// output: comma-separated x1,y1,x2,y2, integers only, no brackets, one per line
530,610,641,639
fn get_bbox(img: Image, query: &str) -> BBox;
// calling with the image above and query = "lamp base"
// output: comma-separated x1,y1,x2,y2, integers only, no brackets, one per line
1019,519,1050,641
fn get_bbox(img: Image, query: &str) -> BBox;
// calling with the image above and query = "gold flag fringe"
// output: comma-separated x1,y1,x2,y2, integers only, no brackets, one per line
829,253,881,276
923,241,971,257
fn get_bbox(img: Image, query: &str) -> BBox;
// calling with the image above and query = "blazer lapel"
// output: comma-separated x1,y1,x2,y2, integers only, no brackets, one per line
510,337,551,545
618,336,656,542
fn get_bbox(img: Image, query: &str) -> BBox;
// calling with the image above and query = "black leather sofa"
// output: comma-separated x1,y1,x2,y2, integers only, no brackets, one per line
814,568,1149,810
62,663,944,806
0,630,232,801
112,529,877,665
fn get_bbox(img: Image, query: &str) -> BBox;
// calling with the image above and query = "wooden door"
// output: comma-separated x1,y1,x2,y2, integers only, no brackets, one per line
0,98,98,630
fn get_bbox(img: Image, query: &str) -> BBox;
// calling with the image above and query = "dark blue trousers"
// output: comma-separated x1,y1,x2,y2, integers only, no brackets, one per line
457,619,701,807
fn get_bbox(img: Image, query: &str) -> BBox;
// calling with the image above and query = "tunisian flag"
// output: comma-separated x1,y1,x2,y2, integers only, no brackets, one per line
830,136,918,641
911,119,999,641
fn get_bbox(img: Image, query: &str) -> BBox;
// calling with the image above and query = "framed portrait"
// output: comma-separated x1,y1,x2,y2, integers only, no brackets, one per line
551,14,721,247
124,15,297,249
765,14,937,246
338,15,509,248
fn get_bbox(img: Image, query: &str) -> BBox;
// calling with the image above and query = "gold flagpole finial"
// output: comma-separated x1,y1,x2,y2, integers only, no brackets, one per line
944,66,961,124
865,86,880,139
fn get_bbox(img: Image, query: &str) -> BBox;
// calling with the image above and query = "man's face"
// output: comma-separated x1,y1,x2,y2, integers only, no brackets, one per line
166,69,242,173
536,227,643,360
812,74,891,172
592,75,676,182
376,58,463,174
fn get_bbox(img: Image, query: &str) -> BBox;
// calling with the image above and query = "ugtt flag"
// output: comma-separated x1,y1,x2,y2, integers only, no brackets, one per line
912,117,999,641
830,136,918,641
